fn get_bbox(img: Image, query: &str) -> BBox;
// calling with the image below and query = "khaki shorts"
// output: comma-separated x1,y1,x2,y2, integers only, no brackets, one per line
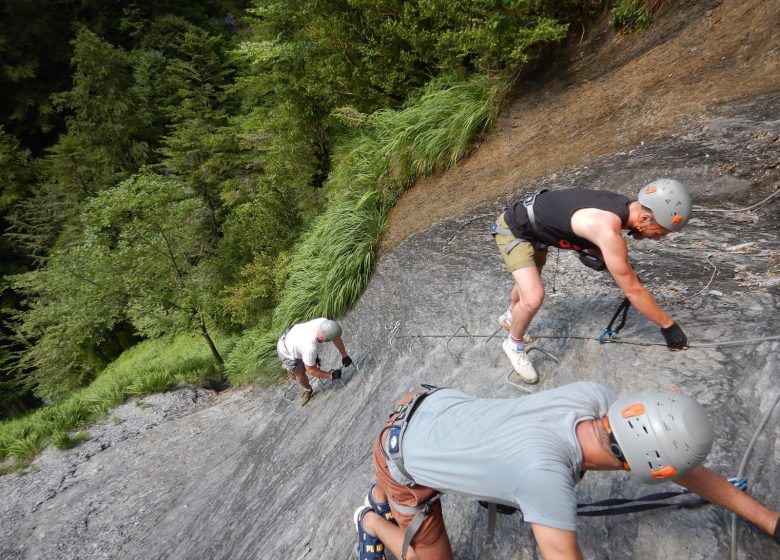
493,213,547,272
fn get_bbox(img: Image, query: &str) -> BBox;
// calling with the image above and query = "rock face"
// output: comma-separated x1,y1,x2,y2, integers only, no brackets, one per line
1,93,778,560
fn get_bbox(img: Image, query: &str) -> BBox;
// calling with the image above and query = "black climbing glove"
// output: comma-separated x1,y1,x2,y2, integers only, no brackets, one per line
660,323,688,350
774,519,780,544
330,368,342,380
342,355,352,368
579,252,606,272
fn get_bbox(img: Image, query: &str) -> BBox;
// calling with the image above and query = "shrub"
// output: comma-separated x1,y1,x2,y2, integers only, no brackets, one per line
610,0,652,31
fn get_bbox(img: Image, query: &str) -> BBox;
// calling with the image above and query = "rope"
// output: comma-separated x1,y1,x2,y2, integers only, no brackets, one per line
676,254,718,303
730,389,780,560
441,213,494,249
693,187,780,213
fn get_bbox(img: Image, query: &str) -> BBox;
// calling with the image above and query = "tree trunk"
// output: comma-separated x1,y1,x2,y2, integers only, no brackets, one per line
198,315,223,366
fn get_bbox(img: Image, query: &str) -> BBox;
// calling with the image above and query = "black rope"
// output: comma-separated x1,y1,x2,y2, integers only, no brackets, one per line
577,498,706,516
576,477,746,517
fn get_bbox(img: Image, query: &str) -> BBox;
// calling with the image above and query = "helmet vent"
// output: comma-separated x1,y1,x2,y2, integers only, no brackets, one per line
642,425,648,434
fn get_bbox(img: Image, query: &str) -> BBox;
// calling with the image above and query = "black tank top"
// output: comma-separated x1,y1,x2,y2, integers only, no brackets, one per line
504,189,631,251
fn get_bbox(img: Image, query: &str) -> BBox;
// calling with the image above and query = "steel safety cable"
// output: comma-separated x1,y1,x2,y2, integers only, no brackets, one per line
730,388,780,560
694,187,780,213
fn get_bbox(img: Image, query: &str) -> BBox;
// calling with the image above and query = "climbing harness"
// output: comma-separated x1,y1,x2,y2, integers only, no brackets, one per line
522,189,547,234
380,385,442,486
379,385,547,555
490,190,548,255
478,501,521,548
597,297,631,343
378,384,443,560
578,251,607,271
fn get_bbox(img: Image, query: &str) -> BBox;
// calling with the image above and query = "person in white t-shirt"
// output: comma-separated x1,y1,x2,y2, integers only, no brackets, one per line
277,318,352,406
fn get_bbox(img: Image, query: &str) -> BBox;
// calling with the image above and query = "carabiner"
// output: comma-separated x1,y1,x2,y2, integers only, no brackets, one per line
598,327,616,344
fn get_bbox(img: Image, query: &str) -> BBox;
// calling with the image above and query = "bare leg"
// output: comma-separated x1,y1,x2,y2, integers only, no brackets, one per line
509,266,545,341
292,369,312,391
361,510,453,560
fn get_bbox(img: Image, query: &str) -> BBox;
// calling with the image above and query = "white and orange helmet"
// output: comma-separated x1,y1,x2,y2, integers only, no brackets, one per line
605,388,713,484
638,179,692,232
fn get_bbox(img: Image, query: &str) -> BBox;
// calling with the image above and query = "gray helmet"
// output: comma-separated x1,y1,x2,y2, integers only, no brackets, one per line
607,388,713,484
637,179,692,232
317,319,342,342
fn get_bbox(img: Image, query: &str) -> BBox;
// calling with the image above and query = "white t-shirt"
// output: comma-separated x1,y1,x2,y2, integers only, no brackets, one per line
277,318,327,367
400,382,615,531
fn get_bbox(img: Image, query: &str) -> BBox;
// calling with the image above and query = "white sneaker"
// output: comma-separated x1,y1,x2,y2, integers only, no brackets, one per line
498,310,512,331
502,338,539,384
497,311,534,345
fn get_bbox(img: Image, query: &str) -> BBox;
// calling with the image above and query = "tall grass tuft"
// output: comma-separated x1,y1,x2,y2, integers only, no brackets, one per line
226,75,506,381
0,333,234,466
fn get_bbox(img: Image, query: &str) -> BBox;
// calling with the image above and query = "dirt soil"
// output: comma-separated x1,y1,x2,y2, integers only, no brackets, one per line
381,0,780,252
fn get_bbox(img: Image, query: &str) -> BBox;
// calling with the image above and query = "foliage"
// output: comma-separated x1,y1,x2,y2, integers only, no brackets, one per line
50,430,90,450
0,128,34,211
11,243,130,398
244,0,568,113
610,0,652,31
0,333,233,465
226,75,505,380
49,29,158,207
12,171,227,399
3,0,595,408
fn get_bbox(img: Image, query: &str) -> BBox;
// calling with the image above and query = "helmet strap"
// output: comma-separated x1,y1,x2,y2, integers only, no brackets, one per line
630,204,666,235
629,203,645,233
602,417,630,471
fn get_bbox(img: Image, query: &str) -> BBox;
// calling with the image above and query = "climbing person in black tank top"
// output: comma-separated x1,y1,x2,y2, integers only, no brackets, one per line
491,180,692,382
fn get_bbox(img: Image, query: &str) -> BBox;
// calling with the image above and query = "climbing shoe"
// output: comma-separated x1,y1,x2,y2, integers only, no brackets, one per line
364,483,396,525
502,338,538,384
300,388,314,406
354,506,386,560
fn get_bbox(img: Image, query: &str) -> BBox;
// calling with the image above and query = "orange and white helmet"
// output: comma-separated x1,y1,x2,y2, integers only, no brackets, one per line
637,179,692,232
605,388,713,484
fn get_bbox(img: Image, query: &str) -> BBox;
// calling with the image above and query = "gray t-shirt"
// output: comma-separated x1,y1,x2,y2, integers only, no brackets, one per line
401,382,615,531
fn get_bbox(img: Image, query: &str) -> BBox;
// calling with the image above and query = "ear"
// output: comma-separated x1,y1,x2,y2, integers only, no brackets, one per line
639,210,655,226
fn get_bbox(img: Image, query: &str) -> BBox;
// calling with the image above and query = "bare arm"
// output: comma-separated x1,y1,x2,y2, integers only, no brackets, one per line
332,335,347,357
531,524,583,560
675,465,779,536
574,211,674,328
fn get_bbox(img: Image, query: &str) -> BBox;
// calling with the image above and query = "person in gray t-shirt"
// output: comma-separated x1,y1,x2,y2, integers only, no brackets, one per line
354,382,780,560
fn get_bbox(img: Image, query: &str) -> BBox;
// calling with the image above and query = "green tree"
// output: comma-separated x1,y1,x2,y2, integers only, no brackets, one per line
160,24,237,235
12,171,226,398
48,29,158,207
12,242,129,398
85,172,225,366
